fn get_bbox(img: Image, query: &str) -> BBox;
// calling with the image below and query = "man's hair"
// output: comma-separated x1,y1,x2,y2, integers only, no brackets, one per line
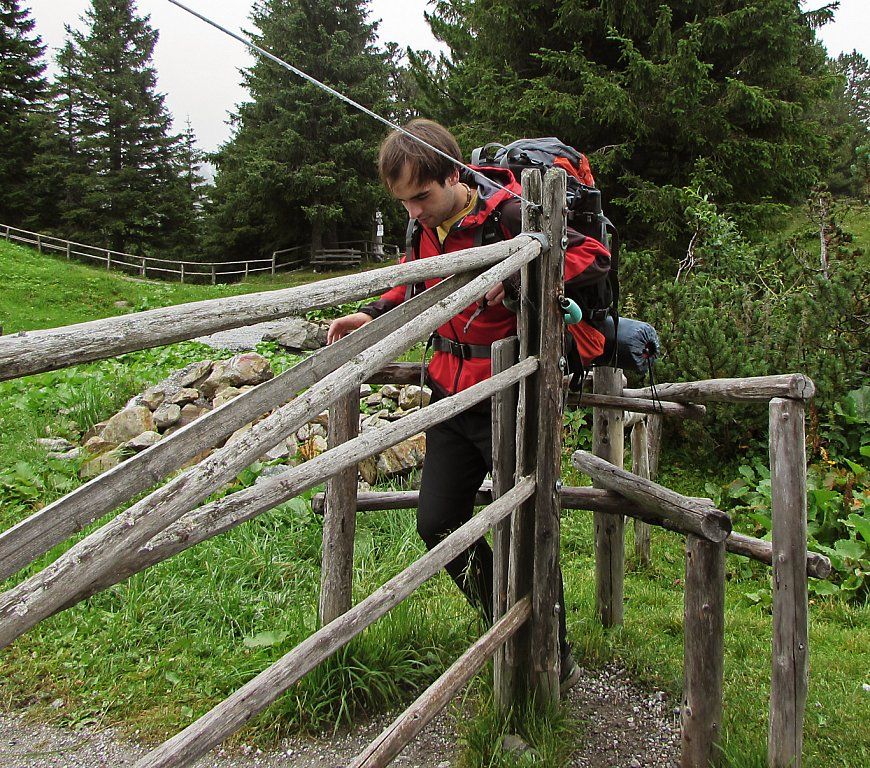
378,119,462,189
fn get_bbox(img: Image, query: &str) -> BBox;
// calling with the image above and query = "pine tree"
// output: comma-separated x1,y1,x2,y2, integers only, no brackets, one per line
0,0,47,224
67,0,188,254
207,0,391,260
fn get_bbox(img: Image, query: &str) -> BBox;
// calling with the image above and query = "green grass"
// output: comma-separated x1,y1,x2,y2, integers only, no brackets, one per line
0,238,384,333
1,232,869,766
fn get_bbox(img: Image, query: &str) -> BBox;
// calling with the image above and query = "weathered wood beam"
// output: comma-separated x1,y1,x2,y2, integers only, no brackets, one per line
507,168,544,707
768,398,809,768
681,535,725,768
625,374,815,404
0,275,472,582
0,246,539,649
349,596,531,768
319,388,360,624
572,452,732,543
568,392,706,420
631,419,652,566
491,336,519,713
530,168,567,704
132,476,536,768
0,237,536,381
314,486,830,580
592,367,625,628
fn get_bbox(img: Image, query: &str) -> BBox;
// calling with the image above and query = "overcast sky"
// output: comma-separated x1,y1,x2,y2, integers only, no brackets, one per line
25,0,870,153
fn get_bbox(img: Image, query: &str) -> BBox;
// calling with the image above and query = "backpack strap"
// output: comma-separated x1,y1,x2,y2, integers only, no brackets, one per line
604,217,620,366
404,218,425,302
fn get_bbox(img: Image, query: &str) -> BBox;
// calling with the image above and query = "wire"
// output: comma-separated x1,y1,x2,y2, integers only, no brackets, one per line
165,0,533,206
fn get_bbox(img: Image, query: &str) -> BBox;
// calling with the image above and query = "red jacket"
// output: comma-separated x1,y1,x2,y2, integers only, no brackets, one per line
363,167,611,397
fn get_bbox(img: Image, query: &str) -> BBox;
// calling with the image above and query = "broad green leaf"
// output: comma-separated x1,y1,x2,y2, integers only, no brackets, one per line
846,514,870,544
243,630,289,649
834,539,866,561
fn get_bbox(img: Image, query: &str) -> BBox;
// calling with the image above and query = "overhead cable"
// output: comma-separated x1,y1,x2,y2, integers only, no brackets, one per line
165,0,533,207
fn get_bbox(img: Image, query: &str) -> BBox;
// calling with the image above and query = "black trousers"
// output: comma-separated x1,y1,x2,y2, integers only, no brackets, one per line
417,403,568,655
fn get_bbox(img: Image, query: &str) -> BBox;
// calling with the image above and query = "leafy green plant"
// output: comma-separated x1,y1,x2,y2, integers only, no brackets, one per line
711,387,870,602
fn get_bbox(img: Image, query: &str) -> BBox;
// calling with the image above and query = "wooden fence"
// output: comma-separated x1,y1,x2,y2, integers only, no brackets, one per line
0,168,823,768
2,224,398,284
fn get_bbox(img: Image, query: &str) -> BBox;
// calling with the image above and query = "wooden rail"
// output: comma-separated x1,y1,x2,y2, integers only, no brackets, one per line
0,236,540,381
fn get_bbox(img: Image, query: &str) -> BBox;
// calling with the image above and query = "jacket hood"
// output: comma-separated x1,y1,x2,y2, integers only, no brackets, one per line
459,165,522,226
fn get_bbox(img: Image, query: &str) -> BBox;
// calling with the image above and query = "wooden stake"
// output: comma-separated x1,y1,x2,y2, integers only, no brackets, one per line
507,168,544,706
319,388,360,624
631,419,651,566
682,534,725,768
592,366,625,627
529,168,567,704
768,398,809,768
491,336,519,711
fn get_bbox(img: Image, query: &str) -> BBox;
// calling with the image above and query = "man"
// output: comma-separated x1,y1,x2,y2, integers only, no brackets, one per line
328,119,610,692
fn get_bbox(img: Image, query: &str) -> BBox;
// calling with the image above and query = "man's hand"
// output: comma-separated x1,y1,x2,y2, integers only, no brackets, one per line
327,312,373,344
484,281,506,306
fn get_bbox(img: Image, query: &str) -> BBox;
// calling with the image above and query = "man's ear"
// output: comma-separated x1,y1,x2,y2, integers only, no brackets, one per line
445,169,460,187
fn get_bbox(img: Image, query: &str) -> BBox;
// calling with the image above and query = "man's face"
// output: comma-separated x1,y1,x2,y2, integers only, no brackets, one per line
389,164,462,228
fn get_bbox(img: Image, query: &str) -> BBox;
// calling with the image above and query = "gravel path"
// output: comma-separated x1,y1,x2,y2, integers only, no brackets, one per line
0,665,679,767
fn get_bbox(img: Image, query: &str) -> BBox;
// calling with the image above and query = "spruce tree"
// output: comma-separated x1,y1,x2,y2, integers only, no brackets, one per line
0,0,47,225
207,0,391,260
415,0,834,255
67,0,187,254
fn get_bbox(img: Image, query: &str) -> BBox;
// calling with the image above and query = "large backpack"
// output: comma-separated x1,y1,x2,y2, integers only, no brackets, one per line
471,138,622,379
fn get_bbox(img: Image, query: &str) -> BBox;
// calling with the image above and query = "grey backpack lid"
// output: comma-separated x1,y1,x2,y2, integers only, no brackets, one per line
472,137,583,168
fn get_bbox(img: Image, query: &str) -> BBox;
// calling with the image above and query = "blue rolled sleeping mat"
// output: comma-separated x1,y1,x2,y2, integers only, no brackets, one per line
593,316,659,374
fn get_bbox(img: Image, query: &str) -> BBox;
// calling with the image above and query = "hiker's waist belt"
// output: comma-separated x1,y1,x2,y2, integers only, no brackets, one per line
585,308,609,322
431,335,492,360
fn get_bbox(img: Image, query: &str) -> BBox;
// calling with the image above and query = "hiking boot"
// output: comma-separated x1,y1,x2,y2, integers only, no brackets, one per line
559,652,582,695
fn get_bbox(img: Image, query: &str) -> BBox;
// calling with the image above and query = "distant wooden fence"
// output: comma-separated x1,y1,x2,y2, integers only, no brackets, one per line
0,169,824,768
275,240,401,271
2,224,398,284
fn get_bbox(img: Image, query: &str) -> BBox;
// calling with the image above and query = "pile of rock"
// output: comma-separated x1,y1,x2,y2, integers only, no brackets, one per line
42,352,431,487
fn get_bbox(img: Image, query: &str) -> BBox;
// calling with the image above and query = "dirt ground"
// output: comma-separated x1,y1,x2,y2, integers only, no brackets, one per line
0,664,680,767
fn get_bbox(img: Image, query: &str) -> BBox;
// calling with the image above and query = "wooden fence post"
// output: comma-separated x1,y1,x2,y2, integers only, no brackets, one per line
211,265,216,285
106,249,112,270
271,253,277,275
4,225,9,241
319,388,360,624
66,241,71,260
768,397,808,768
682,534,725,767
528,167,568,704
37,234,42,253
491,336,519,712
631,418,651,565
508,168,544,705
592,366,625,626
